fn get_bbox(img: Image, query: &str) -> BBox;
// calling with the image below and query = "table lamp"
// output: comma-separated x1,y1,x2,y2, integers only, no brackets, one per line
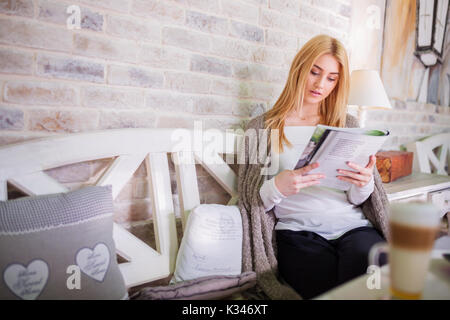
348,70,411,184
348,69,392,109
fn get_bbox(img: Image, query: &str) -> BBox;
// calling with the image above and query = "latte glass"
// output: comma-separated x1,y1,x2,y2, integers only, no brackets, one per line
369,202,440,300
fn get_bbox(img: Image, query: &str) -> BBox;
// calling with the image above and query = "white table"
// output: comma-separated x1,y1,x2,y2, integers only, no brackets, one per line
315,237,450,300
383,173,450,221
384,172,450,203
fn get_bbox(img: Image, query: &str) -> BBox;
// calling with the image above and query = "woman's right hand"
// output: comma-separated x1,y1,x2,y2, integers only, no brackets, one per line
274,162,325,197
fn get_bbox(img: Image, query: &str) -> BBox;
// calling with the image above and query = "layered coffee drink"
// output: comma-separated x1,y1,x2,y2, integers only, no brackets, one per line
388,202,440,299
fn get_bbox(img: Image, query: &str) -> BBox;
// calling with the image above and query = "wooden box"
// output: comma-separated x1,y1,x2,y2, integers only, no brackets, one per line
375,151,414,183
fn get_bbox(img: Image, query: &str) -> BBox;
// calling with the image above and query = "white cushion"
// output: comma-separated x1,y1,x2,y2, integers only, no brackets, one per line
172,204,242,282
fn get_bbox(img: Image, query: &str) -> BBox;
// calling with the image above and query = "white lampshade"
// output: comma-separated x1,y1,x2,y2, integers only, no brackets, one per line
348,70,392,109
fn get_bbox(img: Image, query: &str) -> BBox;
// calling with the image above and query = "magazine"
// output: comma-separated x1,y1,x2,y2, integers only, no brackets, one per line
293,125,389,191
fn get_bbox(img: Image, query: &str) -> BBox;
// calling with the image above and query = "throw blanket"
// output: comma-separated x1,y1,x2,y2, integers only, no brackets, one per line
237,113,390,300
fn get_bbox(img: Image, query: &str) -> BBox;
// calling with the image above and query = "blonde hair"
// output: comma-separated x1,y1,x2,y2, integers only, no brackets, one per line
265,34,350,153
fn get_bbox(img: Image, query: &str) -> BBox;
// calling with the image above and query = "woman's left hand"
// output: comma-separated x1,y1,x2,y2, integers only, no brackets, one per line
336,155,376,187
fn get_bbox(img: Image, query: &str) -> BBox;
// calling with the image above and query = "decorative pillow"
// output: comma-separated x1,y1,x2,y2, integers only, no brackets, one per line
0,185,127,300
130,271,256,300
172,204,242,283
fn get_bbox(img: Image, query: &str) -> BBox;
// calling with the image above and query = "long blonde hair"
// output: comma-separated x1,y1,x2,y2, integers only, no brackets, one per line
265,34,350,153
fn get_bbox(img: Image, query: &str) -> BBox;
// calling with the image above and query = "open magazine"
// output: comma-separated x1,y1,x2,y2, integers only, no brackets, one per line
293,125,389,191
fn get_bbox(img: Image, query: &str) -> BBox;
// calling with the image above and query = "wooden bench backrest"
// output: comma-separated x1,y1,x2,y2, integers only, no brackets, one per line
0,128,243,288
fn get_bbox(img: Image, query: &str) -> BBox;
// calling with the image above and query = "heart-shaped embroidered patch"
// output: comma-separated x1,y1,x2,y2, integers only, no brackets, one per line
76,243,110,282
3,260,49,300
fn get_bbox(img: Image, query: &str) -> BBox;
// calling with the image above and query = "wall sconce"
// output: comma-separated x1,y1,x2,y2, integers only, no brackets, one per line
415,0,449,67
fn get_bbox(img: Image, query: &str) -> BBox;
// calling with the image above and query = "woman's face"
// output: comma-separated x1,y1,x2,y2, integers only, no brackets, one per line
303,53,340,106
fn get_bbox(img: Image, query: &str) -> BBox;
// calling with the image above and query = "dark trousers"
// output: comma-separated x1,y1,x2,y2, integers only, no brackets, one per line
276,226,387,300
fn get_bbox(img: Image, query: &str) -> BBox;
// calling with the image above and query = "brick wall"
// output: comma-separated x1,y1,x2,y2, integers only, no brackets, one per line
352,100,450,151
0,0,352,145
0,0,351,239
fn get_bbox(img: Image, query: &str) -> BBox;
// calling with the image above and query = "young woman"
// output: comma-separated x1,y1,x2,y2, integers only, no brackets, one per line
238,34,389,300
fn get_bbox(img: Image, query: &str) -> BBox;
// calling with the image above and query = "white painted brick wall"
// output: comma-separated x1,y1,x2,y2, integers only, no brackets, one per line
0,0,352,146
1,0,448,228
360,99,450,151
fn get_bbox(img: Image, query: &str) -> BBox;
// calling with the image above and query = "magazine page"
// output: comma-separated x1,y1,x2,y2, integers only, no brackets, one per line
311,124,389,136
293,126,330,170
306,130,388,190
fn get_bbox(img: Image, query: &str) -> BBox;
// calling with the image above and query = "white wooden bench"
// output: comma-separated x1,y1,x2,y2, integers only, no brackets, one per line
0,128,243,290
3,128,448,295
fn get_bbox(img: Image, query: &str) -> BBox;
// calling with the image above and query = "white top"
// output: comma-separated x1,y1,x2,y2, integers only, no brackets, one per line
259,126,374,240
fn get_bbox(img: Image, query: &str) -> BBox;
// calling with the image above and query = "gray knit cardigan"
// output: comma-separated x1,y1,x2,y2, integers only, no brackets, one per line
237,112,390,300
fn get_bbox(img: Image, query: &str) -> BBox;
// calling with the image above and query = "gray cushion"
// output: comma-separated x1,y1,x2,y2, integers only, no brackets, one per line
0,185,127,300
129,271,256,300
